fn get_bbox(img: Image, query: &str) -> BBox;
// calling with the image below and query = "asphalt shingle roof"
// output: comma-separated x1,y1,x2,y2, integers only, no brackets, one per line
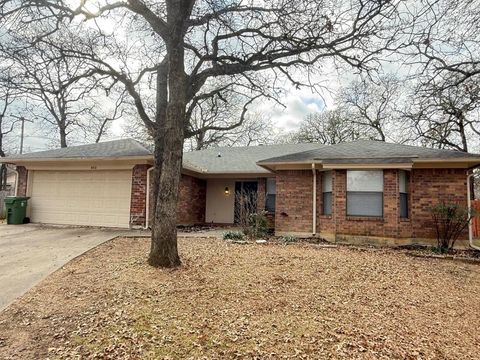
258,140,480,164
7,139,480,173
6,139,323,174
7,139,152,159
182,143,324,174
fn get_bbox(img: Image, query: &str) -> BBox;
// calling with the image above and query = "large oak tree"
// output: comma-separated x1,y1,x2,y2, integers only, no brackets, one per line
2,0,415,267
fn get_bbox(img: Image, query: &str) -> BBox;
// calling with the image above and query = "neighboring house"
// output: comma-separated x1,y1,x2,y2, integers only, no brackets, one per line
6,166,17,190
5,139,480,246
0,164,16,192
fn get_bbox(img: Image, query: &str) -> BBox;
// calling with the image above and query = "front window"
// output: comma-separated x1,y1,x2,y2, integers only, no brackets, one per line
265,178,276,213
399,170,409,218
347,170,383,217
322,171,332,215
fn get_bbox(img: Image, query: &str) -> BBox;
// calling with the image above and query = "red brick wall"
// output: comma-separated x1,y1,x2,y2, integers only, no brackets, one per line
147,173,206,226
130,164,150,226
177,174,206,225
257,178,266,213
257,177,276,228
334,169,398,238
410,168,467,238
276,168,468,241
317,171,335,235
275,170,314,233
16,166,28,196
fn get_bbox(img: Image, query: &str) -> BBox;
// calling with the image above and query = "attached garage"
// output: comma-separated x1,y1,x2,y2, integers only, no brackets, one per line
28,170,133,228
5,139,154,228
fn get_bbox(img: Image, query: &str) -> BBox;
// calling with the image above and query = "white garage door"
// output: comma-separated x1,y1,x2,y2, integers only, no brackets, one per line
29,170,132,228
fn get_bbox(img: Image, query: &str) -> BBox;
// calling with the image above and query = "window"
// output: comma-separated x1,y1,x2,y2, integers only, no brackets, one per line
322,171,332,215
399,170,409,218
265,178,276,213
347,170,383,217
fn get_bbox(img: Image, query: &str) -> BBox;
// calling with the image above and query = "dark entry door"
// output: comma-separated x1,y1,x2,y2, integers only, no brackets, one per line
234,181,258,224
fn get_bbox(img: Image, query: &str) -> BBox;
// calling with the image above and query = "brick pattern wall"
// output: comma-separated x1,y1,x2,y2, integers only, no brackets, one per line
257,178,266,213
130,164,150,226
275,170,313,233
276,168,468,241
317,171,335,234
257,177,275,228
16,166,28,196
383,169,400,237
177,174,206,225
410,168,467,238
334,169,394,238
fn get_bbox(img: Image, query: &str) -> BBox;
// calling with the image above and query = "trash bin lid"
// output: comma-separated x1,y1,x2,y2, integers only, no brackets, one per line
4,196,30,204
4,197,16,205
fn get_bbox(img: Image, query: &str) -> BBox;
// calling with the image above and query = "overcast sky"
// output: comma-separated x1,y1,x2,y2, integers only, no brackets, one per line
14,83,334,153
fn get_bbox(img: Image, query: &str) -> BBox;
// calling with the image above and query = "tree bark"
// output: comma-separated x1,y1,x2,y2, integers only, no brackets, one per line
59,125,67,148
148,5,187,267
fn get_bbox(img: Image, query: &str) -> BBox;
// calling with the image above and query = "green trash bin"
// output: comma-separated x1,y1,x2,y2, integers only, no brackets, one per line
4,197,30,225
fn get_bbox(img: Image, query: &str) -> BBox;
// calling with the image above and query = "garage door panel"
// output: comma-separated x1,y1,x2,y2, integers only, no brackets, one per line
30,170,132,228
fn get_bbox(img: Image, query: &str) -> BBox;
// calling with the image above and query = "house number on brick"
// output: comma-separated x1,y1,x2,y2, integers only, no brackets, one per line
90,166,97,170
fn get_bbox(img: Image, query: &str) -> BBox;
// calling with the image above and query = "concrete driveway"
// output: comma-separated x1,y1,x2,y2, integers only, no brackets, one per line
0,224,126,311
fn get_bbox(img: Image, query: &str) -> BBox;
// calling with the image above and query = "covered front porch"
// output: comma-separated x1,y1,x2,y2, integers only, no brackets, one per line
176,174,276,228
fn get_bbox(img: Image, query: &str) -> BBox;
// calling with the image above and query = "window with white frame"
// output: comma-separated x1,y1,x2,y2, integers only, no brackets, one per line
399,170,409,218
347,170,383,217
322,171,332,215
265,178,276,213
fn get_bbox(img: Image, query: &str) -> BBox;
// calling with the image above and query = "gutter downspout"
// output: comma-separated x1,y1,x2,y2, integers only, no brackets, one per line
312,163,316,236
145,166,154,230
466,171,480,250
12,168,19,196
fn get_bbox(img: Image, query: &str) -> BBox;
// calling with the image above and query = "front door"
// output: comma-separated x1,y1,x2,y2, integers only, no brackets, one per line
234,181,258,224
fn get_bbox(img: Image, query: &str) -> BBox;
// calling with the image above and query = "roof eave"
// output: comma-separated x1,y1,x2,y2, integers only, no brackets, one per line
412,158,480,163
5,155,154,163
322,163,413,170
256,160,323,172
257,157,480,171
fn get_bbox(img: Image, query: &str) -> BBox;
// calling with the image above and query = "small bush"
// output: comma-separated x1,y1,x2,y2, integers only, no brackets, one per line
243,211,269,239
223,231,245,241
281,235,299,243
430,202,476,251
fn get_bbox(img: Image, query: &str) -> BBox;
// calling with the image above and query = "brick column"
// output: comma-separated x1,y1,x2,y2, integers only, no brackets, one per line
16,166,28,196
333,170,346,234
275,170,313,235
315,171,322,234
383,169,399,237
257,178,266,213
177,175,206,225
130,164,150,227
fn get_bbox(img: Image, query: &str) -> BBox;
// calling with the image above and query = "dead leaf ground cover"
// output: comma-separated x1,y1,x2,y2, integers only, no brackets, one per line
0,237,479,359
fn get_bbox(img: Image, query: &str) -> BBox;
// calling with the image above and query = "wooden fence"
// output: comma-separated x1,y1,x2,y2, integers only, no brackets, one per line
473,200,480,238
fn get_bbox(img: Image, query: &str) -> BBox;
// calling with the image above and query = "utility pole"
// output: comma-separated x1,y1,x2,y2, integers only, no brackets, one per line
20,116,25,154
11,115,33,154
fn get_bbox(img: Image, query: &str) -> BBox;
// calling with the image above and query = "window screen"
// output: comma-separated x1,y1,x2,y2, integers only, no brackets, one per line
322,171,332,215
347,171,383,217
399,170,409,218
265,178,276,213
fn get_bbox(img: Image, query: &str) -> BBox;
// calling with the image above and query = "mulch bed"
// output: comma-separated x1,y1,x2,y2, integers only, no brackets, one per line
0,237,479,359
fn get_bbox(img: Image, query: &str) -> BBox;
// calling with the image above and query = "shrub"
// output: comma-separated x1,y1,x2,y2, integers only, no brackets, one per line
223,231,245,241
430,202,476,251
234,188,270,239
281,235,299,243
242,211,268,239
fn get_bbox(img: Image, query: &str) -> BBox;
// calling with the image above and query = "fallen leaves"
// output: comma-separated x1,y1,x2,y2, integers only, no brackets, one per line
0,237,479,359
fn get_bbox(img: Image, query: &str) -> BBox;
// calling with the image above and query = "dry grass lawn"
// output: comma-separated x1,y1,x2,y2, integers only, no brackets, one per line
0,237,479,359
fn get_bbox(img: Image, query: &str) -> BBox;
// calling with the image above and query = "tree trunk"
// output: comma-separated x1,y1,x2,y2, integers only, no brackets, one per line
148,12,186,267
59,125,67,148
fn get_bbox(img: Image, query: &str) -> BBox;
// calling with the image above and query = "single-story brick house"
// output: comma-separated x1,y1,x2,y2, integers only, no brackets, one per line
5,139,480,246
